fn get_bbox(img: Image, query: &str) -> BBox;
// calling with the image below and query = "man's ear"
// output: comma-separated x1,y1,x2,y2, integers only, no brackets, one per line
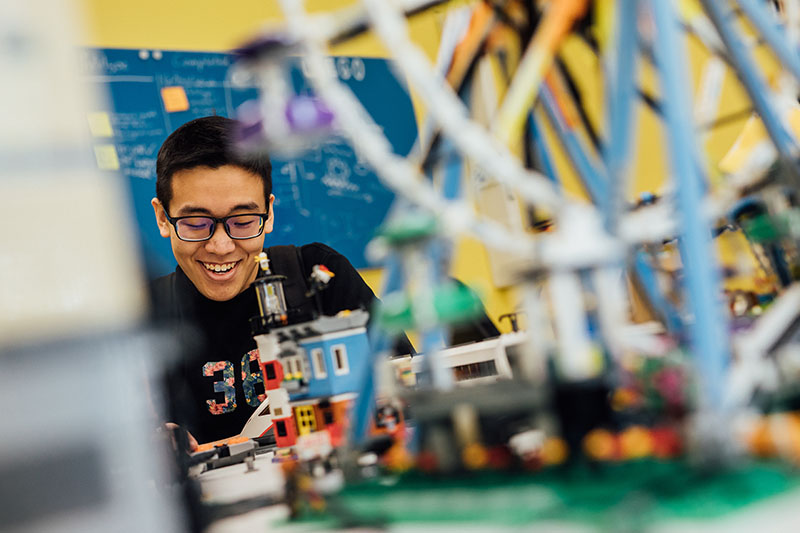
264,194,276,234
152,198,171,238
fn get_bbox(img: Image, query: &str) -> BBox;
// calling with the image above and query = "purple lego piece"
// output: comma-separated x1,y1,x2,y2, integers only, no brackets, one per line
285,95,334,132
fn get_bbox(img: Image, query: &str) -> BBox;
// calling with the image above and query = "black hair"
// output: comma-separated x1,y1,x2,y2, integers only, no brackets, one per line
155,115,272,212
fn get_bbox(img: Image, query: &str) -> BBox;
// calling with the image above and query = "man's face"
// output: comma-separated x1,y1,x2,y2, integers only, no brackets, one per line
152,165,274,301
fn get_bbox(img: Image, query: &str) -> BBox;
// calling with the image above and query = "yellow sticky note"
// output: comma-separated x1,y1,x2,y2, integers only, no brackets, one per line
161,86,190,113
94,144,120,171
87,111,113,137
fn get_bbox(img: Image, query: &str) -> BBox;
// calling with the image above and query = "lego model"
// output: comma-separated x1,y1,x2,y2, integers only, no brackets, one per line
248,252,372,458
184,0,800,529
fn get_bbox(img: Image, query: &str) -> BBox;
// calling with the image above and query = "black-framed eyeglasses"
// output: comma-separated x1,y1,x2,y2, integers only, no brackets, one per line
164,212,269,242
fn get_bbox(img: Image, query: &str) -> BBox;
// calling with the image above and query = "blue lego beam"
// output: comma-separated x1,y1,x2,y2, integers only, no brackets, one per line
633,250,685,336
414,238,453,390
539,83,609,205
351,254,406,444
701,0,799,163
735,0,800,84
528,111,561,185
649,0,730,410
603,0,639,232
437,137,465,201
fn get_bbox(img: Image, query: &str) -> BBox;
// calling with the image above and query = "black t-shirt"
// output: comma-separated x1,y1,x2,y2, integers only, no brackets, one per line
152,242,498,443
151,243,381,443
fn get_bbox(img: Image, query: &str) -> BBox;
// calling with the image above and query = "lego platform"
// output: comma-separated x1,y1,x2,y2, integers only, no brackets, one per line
267,460,800,532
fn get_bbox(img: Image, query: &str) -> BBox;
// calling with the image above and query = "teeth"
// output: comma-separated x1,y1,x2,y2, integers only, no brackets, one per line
203,262,235,273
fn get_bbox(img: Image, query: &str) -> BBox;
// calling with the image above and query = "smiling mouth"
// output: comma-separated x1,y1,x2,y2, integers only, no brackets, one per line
199,260,240,278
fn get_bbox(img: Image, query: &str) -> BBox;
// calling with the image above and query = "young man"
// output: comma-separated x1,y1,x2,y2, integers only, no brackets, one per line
150,116,394,444
151,116,497,444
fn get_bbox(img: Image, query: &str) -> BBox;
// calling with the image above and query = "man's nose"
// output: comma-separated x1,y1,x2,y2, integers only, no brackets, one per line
204,223,235,255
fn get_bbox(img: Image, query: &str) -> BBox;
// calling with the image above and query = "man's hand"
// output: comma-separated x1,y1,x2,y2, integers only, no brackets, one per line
164,422,199,452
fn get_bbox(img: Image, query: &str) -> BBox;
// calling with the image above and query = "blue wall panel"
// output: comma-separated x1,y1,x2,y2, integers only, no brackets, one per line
83,49,418,276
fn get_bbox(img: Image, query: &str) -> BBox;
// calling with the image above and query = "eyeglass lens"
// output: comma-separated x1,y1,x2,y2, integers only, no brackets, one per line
175,215,264,240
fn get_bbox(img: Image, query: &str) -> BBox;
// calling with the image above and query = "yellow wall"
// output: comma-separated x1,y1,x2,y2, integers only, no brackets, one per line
79,1,774,332
79,0,446,58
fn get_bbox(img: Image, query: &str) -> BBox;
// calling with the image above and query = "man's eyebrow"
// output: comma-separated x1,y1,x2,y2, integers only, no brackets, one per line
175,205,213,216
229,202,262,212
175,203,262,216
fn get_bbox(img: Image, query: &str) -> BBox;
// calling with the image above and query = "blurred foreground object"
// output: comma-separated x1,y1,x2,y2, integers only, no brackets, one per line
0,0,145,347
0,2,181,532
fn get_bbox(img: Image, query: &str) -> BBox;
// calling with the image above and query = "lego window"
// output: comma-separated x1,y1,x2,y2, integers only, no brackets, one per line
273,406,283,417
265,362,276,380
294,405,317,435
276,420,287,438
453,360,498,381
312,348,327,378
293,356,305,379
332,344,349,375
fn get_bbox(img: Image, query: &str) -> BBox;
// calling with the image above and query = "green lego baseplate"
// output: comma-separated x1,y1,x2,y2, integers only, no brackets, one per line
286,459,800,530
